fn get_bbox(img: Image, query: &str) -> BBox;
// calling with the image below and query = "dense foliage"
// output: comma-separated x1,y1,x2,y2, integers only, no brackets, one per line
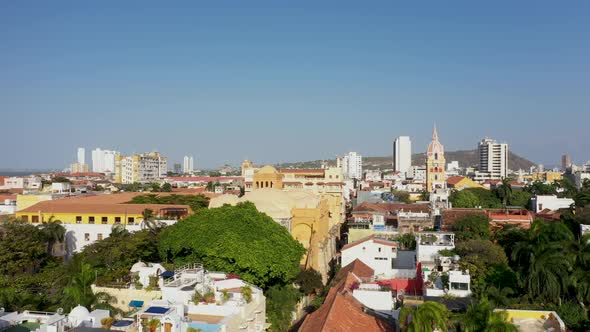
127,193,209,212
451,214,491,241
449,181,531,209
159,202,305,288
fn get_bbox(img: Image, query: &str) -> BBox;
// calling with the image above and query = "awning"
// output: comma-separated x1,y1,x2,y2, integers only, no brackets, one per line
160,271,174,278
129,300,144,308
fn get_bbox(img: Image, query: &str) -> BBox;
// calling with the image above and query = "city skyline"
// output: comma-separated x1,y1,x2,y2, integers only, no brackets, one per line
2,1,589,169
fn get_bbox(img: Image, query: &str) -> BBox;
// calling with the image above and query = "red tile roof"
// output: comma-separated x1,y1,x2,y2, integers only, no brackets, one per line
446,176,466,186
299,259,392,332
0,194,16,201
0,176,5,186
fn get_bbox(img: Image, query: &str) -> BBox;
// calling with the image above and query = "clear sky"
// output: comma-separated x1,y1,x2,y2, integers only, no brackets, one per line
2,1,589,169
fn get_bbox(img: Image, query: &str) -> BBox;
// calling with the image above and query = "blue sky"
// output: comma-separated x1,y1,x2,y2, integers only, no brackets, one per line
2,1,589,169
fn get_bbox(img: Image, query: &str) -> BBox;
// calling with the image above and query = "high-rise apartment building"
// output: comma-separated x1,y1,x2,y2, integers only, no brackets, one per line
339,152,362,180
562,154,572,171
477,138,508,180
91,148,119,173
183,155,194,174
173,163,182,174
70,162,89,173
115,152,167,184
77,147,85,164
393,136,412,176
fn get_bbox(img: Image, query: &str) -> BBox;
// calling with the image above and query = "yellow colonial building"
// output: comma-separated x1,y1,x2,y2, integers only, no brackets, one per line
243,164,346,230
210,189,337,282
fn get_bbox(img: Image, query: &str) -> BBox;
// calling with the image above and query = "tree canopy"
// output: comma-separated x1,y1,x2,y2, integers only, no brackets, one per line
127,193,209,212
451,214,491,241
158,202,305,288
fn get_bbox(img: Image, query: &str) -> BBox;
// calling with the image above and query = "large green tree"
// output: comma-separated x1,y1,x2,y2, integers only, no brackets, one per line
451,214,491,242
158,202,305,288
449,190,479,208
0,221,49,275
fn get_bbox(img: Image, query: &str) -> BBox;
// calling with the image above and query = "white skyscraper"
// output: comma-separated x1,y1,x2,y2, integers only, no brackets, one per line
92,148,119,173
341,152,362,180
478,138,508,179
77,147,85,165
183,155,193,174
393,136,412,176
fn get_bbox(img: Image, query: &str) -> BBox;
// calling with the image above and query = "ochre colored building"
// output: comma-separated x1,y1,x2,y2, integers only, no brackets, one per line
209,189,336,282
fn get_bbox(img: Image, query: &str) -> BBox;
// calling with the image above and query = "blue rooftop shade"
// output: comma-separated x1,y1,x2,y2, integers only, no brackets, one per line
129,300,144,308
160,271,174,278
112,320,134,327
144,306,169,315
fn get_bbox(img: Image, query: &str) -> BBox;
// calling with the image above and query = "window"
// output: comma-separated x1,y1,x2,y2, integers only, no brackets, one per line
31,215,40,223
101,217,108,224
128,217,135,224
97,233,103,240
89,216,95,224
84,233,90,241
378,248,381,252
115,217,121,224
362,247,366,251
374,257,387,261
451,282,469,291
392,248,396,252
76,216,82,224
21,215,29,222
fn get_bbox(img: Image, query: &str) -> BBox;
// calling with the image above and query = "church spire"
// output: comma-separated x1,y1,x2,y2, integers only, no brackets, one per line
432,123,439,142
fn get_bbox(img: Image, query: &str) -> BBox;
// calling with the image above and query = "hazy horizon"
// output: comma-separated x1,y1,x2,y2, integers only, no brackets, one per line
3,1,589,169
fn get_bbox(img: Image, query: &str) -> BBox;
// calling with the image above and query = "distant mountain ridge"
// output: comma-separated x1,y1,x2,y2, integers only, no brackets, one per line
277,149,536,171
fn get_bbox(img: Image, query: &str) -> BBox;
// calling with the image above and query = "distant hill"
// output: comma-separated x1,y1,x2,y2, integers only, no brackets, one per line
277,149,535,171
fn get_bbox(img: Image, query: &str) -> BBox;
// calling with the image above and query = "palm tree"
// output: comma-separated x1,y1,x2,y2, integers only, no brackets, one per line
485,286,514,308
38,218,66,255
497,179,512,208
399,301,449,332
512,241,571,303
461,299,518,332
483,310,519,332
110,224,130,238
146,319,160,332
140,208,165,235
63,262,96,309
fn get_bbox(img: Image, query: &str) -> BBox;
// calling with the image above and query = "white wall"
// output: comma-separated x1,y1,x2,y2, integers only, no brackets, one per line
352,289,394,312
531,195,574,213
341,239,397,278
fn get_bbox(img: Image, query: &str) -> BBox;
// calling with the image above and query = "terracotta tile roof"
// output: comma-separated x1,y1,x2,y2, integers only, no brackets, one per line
18,200,190,215
299,260,392,332
353,202,430,214
0,176,5,186
336,259,375,281
446,176,466,186
0,194,17,201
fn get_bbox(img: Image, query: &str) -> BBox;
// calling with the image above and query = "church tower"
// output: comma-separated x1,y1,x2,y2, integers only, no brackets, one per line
426,124,446,192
